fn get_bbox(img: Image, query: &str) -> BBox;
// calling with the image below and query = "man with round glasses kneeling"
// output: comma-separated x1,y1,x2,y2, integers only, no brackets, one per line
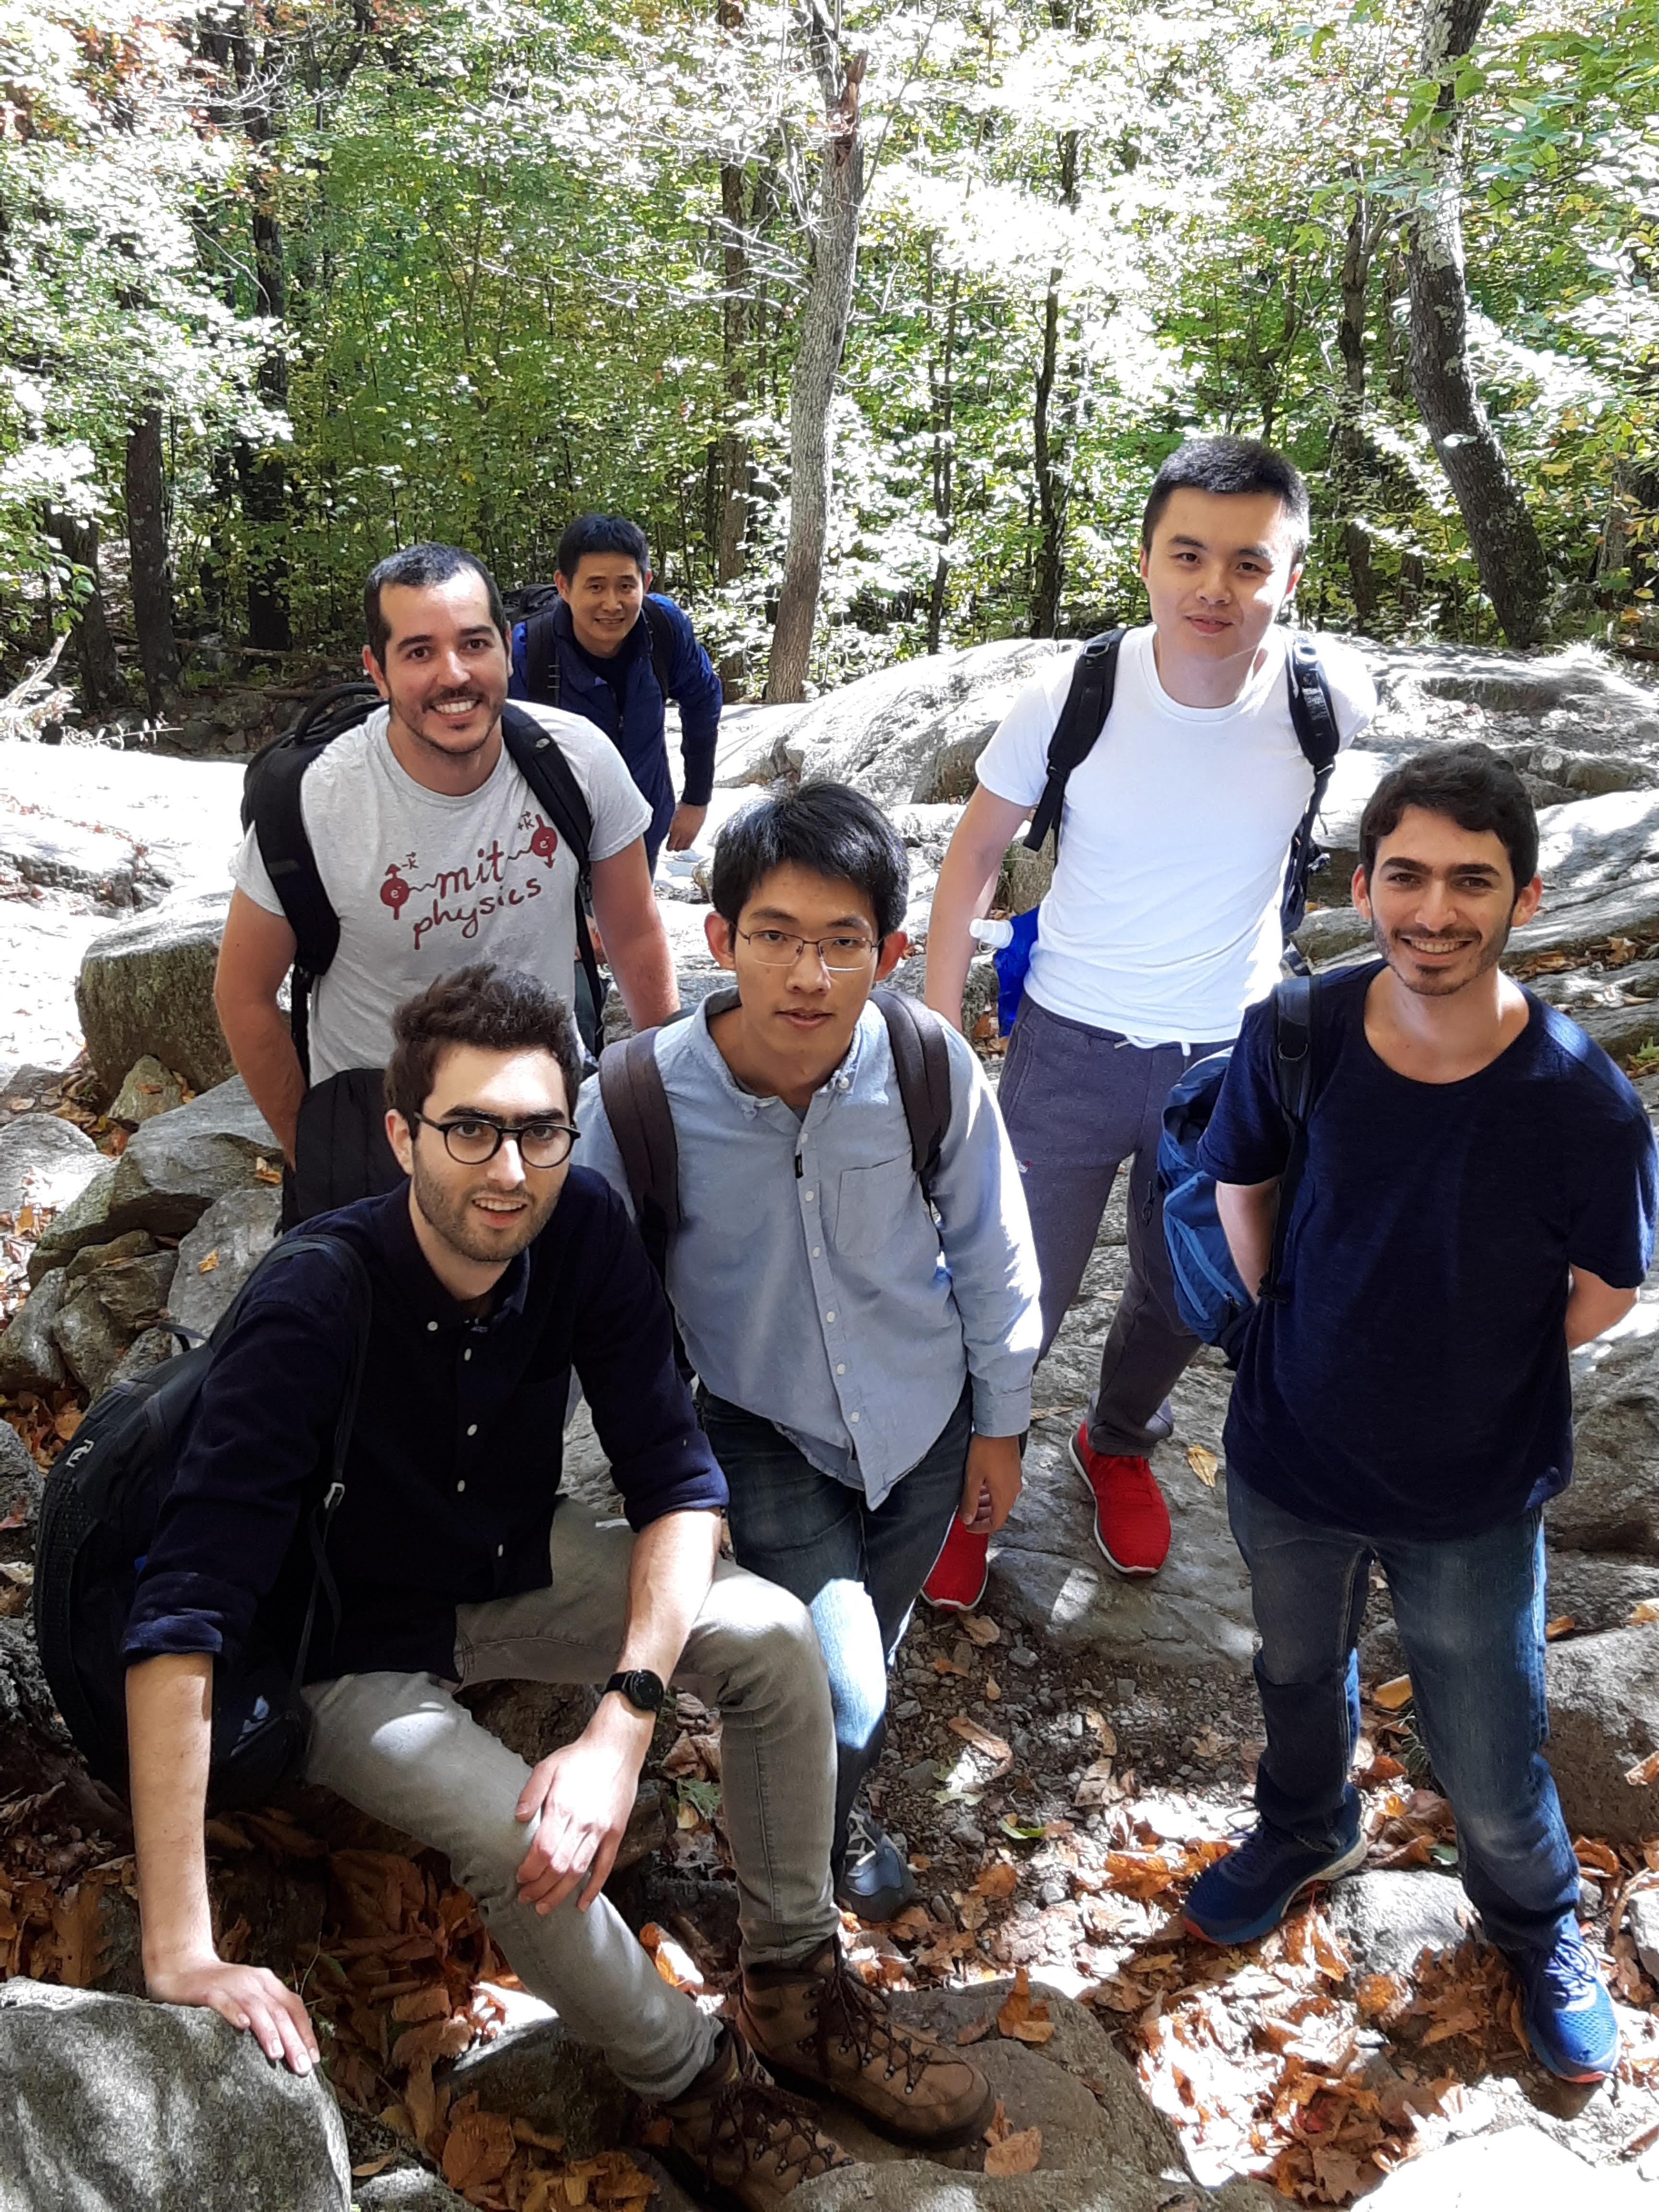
122,961,993,2208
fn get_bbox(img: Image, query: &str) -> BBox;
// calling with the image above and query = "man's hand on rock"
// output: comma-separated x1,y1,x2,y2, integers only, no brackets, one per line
514,1701,654,1916
147,1953,319,2075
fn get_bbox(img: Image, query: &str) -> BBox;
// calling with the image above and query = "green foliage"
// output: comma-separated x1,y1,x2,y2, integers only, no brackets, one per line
3,0,1656,691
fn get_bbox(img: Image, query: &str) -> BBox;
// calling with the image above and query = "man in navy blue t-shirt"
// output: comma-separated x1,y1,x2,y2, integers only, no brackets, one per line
1187,743,1657,2084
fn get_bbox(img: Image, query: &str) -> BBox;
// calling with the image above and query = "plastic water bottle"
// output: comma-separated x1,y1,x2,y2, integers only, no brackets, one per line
969,916,1014,950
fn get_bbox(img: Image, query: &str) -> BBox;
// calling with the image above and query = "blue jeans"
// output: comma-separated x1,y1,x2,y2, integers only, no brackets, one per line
1229,1475,1581,1960
702,1386,971,1867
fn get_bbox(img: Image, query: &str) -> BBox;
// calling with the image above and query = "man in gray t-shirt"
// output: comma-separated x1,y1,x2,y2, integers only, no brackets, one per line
216,543,678,1209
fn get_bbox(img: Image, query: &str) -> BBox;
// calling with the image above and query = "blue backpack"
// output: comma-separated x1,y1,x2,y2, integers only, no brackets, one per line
1157,975,1316,1368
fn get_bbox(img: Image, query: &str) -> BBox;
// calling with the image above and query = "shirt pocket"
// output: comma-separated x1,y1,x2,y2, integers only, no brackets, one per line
832,1156,921,1258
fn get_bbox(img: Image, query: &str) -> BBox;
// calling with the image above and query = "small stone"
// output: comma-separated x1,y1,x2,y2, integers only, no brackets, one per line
109,1055,188,1129
1010,1646,1038,1671
1039,1877,1068,1907
1626,1888,1659,1983
893,1698,922,1721
951,1821,986,1850
1115,1678,1135,1700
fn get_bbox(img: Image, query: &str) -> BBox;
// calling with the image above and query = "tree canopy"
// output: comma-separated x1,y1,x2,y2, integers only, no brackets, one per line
2,0,1655,700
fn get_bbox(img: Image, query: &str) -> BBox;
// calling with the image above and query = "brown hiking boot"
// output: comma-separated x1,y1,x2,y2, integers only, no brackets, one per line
661,2026,854,2211
737,1939,994,2148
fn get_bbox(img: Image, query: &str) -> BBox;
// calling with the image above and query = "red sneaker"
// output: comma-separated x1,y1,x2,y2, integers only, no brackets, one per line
922,1515,989,1612
1068,1427,1170,1577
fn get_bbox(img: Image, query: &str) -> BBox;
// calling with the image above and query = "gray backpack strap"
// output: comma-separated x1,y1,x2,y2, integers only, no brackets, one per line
597,1029,680,1238
874,990,953,1196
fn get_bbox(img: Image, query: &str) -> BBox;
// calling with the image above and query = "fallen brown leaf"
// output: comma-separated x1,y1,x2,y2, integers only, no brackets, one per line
950,1716,1012,1770
984,2126,1042,2176
1185,1444,1218,1488
1372,1675,1413,1713
196,1249,219,1274
960,1614,1000,1647
1627,1749,1659,1789
1632,1601,1659,1627
1544,1614,1575,1640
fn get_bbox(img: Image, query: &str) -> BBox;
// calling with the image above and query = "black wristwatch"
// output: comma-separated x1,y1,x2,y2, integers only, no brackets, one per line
605,1668,667,1719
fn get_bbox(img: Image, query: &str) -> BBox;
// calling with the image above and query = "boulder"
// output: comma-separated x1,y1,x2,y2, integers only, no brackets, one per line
0,810,144,904
76,888,235,1098
1550,1322,1659,1559
0,1112,103,1217
1323,1869,1472,1976
0,1979,351,2211
51,1248,178,1397
1362,2125,1645,2208
795,1977,1274,2211
0,1266,70,1393
775,639,1069,809
168,1185,282,1337
1625,1887,1659,1983
97,1076,277,1242
1506,789,1659,961
109,1054,188,1128
1365,643,1659,764
600,969,731,1048
885,951,997,1038
28,1160,118,1282
111,1326,185,1384
441,2019,632,2161
0,1419,43,1532
1544,1624,1659,1843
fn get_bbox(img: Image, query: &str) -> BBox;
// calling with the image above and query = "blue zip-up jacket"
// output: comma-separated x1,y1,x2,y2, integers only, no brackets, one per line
509,594,722,863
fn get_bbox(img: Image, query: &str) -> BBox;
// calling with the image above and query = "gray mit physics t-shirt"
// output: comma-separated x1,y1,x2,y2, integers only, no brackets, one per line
232,701,651,1083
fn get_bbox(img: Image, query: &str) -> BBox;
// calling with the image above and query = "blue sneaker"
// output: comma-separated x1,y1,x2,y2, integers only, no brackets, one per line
1515,1929,1619,2082
1183,1815,1367,1946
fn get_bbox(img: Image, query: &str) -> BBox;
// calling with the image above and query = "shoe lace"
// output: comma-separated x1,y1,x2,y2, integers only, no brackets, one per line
708,2056,847,2187
814,1955,939,2094
842,1804,883,1874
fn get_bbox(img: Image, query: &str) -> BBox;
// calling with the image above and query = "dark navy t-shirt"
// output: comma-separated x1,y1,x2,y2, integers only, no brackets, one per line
1197,962,1658,1540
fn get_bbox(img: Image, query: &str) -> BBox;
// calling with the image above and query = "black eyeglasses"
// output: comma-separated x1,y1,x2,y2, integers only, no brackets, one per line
409,1113,578,1168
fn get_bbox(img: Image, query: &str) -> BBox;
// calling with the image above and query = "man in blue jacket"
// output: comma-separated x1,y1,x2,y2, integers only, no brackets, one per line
510,513,724,874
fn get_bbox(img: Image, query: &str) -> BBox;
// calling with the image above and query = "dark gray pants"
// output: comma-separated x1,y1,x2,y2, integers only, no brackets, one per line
998,997,1230,1457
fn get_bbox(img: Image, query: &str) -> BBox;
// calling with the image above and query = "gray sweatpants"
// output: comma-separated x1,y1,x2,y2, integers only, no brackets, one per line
302,1503,839,2102
998,996,1230,1457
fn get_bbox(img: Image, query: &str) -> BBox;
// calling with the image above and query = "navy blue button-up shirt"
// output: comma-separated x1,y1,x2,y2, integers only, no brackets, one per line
122,1173,725,1683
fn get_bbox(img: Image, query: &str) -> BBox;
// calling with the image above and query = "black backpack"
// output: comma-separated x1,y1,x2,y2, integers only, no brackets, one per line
506,587,677,724
241,690,603,1078
598,989,953,1287
33,1234,372,1808
1024,628,1343,950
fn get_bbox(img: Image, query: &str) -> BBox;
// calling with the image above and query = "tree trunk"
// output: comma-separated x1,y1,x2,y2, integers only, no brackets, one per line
1331,190,1378,629
1030,131,1080,640
715,42,750,692
926,248,959,656
46,512,122,709
124,408,181,709
1407,0,1549,647
765,4,865,704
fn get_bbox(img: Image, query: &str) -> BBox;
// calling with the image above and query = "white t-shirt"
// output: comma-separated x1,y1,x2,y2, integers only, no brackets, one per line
974,625,1376,1042
232,701,651,1082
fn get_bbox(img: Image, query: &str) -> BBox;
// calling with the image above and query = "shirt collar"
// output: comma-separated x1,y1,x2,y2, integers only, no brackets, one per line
371,1183,533,1329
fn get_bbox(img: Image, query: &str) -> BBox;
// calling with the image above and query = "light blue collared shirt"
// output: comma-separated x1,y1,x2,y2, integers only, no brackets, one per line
575,997,1042,1509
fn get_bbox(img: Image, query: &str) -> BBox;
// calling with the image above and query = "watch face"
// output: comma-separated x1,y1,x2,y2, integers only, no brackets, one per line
621,1669,666,1714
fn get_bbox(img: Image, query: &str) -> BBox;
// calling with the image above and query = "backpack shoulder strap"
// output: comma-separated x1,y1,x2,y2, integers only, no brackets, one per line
641,599,676,705
597,1029,682,1243
1261,975,1318,1301
250,742,340,984
1024,627,1125,855
522,605,561,707
1285,632,1341,775
500,704,603,1018
874,991,953,1196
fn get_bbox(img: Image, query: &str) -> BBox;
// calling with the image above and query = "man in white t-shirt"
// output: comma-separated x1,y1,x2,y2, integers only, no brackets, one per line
216,544,678,1214
923,439,1375,1595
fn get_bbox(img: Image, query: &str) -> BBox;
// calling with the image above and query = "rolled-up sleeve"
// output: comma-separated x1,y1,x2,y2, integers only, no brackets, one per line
571,1183,726,1526
929,1034,1043,1437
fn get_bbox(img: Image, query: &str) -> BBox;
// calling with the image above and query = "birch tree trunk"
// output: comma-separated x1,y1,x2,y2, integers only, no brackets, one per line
1332,189,1381,629
765,2,865,704
1407,0,1549,647
1030,132,1080,640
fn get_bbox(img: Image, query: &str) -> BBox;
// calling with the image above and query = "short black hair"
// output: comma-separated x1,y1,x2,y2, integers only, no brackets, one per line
384,963,584,1132
364,543,509,668
1358,743,1539,896
1141,436,1311,565
557,513,651,581
710,781,909,942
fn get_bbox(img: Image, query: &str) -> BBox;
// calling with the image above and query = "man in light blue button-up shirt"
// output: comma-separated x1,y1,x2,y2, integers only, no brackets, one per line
577,783,1041,1922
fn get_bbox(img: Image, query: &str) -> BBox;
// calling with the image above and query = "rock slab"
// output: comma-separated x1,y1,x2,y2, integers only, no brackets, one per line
76,888,234,1097
0,1978,351,2211
0,1112,102,1216
168,1184,283,1337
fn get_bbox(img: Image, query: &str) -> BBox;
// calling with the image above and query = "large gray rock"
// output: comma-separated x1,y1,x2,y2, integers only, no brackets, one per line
76,888,235,1097
0,1979,351,2210
0,1265,69,1393
775,640,1069,808
1551,1323,1659,1558
1364,643,1659,764
797,1978,1273,2212
168,1185,282,1337
0,810,144,904
442,2018,632,2160
1544,1623,1659,1843
0,1419,42,1532
0,1111,103,1216
1363,2125,1646,2208
1324,1869,1472,1976
27,1159,117,1281
1508,789,1659,960
51,1247,178,1397
97,1076,276,1242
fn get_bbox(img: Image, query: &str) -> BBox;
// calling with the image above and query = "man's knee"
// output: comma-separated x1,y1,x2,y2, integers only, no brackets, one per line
696,1565,827,1702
